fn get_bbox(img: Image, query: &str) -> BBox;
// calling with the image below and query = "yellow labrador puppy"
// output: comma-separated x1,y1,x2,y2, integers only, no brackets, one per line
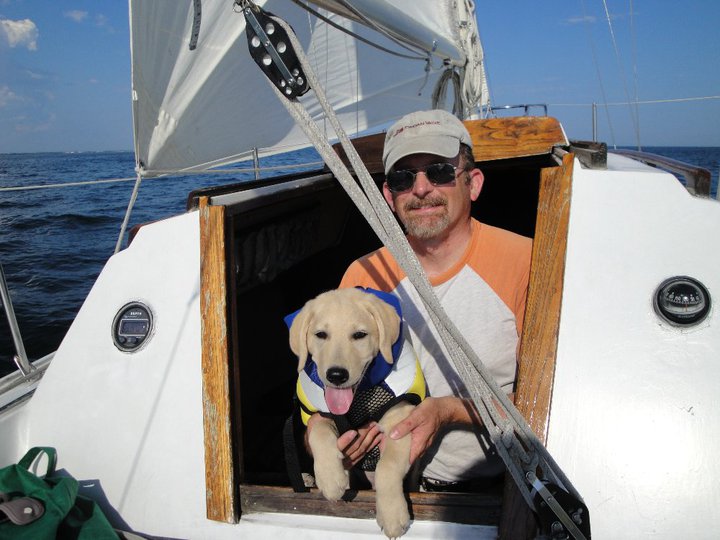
288,288,425,539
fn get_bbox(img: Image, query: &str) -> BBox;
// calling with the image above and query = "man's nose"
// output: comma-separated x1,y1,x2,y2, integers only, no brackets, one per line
411,171,434,197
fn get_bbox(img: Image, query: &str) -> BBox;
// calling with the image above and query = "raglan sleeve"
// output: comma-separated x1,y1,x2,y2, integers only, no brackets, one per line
339,249,403,292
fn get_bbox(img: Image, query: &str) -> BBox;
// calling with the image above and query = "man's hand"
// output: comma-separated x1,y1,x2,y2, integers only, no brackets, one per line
337,422,384,468
388,396,475,465
306,414,384,469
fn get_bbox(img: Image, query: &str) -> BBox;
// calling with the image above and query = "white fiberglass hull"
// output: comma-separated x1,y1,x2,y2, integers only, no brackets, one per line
548,154,720,537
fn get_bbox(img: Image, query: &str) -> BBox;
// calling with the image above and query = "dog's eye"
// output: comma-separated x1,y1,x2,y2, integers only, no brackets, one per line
352,331,368,340
314,331,328,339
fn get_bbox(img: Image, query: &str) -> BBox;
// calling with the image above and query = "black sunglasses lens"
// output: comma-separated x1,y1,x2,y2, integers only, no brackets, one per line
387,163,457,192
387,170,415,192
425,163,456,184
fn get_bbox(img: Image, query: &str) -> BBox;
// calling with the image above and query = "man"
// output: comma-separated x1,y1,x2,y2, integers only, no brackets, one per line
332,109,532,490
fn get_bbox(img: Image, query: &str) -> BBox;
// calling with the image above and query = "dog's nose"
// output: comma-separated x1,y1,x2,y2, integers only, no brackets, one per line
326,367,349,385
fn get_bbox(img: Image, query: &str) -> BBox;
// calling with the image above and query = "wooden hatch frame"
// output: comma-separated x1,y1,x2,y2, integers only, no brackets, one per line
198,116,574,531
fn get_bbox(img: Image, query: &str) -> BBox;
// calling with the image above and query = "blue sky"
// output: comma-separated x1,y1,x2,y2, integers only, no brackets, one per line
1,1,718,153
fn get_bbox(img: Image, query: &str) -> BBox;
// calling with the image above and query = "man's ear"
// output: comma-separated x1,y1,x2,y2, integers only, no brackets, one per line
468,168,484,201
382,182,397,211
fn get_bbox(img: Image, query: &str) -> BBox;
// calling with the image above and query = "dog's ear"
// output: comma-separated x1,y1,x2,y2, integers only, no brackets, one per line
289,301,314,372
365,295,400,364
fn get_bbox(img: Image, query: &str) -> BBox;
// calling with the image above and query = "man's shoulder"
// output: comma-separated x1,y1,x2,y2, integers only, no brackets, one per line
474,220,532,259
340,246,405,291
349,245,396,272
476,220,531,245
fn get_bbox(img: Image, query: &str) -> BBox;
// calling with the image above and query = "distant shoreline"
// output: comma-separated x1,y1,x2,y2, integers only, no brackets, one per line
3,145,720,157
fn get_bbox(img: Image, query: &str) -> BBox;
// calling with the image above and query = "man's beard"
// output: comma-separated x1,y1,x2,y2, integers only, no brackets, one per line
400,196,449,240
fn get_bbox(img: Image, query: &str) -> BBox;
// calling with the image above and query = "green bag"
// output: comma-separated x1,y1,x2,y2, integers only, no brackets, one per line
0,447,118,539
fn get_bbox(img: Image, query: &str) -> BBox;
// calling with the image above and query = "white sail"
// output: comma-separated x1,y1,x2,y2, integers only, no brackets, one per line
129,0,488,176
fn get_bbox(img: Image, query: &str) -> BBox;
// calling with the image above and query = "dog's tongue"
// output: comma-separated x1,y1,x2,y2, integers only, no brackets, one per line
324,387,354,415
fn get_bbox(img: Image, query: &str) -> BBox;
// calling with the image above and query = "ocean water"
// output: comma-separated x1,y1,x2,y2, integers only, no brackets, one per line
1,146,719,376
0,148,320,375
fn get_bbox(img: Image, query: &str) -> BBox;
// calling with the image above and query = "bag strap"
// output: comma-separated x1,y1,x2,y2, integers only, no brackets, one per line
283,400,311,493
18,447,57,477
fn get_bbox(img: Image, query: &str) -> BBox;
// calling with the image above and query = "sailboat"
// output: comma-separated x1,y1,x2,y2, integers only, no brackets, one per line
1,1,718,539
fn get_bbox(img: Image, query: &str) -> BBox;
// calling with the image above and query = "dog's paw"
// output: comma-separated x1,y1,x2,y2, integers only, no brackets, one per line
376,498,410,539
314,461,349,501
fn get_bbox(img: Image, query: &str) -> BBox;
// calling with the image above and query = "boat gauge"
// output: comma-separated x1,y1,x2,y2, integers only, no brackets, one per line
653,276,711,327
112,302,153,352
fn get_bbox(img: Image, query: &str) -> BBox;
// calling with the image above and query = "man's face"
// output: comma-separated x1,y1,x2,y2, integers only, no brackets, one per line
383,152,483,241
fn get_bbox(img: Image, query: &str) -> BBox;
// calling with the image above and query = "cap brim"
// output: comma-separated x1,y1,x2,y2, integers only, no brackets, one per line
383,135,460,174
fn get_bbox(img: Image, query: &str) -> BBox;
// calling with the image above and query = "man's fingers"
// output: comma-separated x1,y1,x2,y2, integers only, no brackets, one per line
337,430,358,452
337,423,383,457
389,416,415,440
408,442,424,465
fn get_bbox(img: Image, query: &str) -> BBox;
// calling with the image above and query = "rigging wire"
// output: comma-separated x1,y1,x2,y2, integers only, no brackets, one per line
629,0,641,150
0,161,326,192
602,0,641,149
580,0,616,147
549,95,720,107
114,174,142,254
0,176,138,192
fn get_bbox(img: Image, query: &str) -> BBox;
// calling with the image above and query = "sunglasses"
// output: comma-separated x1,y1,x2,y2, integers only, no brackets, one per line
386,162,461,193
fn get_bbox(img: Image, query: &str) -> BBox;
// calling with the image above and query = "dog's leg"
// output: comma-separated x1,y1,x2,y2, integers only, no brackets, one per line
308,415,349,501
375,402,415,539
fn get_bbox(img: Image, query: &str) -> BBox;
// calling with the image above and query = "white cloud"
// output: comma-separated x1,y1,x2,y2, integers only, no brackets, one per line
65,10,88,23
63,10,114,32
565,15,596,25
0,18,39,50
0,85,19,107
25,69,45,80
15,112,56,133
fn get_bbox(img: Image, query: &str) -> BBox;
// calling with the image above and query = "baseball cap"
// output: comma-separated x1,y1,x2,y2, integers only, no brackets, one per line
382,109,473,174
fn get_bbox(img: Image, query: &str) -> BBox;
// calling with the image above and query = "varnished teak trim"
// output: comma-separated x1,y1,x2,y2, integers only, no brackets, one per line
332,116,568,174
499,152,575,539
465,116,567,162
240,485,501,525
515,152,574,438
199,197,239,523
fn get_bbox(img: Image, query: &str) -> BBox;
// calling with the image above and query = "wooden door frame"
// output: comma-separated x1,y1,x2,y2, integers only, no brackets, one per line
499,151,575,538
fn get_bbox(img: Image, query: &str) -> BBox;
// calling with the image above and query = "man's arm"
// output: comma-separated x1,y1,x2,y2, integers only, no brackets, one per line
388,393,515,465
387,396,476,465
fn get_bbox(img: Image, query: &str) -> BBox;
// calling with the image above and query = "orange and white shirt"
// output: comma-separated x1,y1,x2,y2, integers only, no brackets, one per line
340,218,532,482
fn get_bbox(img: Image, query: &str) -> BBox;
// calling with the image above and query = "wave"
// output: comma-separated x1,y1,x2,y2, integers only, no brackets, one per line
0,199,44,209
8,213,117,231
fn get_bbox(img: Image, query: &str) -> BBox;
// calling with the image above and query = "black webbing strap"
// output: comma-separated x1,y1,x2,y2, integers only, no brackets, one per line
283,401,311,493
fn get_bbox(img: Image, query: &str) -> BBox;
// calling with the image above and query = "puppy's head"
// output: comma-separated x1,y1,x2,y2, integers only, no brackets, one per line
288,288,400,415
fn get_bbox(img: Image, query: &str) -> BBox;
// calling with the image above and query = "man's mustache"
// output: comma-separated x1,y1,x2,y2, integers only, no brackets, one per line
403,196,447,212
